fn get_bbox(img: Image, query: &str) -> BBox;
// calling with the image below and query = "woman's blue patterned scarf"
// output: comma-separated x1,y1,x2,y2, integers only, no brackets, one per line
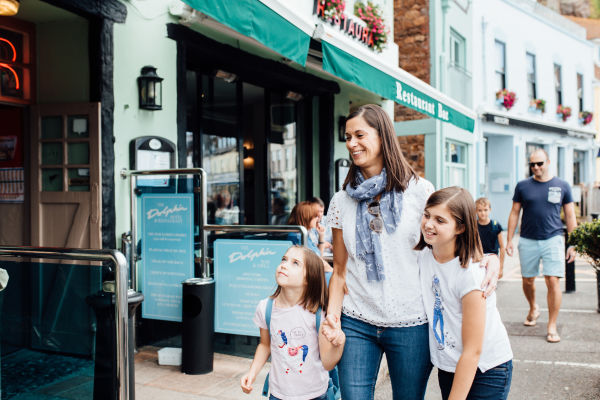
345,168,403,281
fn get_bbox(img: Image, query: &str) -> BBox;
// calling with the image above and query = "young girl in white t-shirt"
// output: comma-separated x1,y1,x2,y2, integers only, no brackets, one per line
240,245,345,400
415,187,513,400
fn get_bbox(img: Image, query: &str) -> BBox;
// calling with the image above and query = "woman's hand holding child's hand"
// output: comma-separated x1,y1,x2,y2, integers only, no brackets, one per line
322,314,346,347
240,373,255,394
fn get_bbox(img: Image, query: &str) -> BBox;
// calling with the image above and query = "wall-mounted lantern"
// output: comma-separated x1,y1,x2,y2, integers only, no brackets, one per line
0,0,19,16
137,66,163,110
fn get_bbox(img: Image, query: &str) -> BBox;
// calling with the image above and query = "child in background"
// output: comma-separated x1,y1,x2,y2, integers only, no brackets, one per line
308,197,333,255
415,187,513,400
476,197,505,279
240,246,345,400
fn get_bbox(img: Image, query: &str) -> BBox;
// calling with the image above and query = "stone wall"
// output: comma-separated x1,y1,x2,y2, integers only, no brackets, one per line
538,0,590,17
394,0,430,121
397,134,426,177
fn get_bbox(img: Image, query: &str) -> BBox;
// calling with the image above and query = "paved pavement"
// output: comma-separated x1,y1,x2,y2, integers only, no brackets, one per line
134,243,600,399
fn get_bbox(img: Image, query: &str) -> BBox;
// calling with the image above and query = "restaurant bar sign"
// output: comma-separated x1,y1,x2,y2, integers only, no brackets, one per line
314,1,377,49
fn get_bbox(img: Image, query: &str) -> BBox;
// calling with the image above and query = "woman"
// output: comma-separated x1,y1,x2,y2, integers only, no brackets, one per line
323,104,498,399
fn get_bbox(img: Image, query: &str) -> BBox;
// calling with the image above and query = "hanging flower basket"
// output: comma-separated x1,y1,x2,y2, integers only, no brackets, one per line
528,98,545,114
318,0,346,19
354,1,388,52
495,89,516,110
579,111,593,125
556,105,572,122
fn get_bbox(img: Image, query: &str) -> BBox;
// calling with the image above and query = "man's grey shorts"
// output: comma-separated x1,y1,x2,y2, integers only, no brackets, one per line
518,235,565,278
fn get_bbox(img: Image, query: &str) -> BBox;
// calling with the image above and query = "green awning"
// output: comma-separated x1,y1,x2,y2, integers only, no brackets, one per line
321,40,475,132
182,0,311,66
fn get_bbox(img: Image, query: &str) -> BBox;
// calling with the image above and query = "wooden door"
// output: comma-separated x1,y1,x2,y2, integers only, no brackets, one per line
31,103,101,249
30,103,102,355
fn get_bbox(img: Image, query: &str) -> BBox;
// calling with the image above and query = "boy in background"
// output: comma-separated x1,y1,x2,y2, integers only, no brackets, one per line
476,197,505,278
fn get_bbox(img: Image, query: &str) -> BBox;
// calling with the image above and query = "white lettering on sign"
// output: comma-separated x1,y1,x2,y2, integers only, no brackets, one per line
146,204,188,220
396,81,435,115
437,103,449,121
229,248,276,263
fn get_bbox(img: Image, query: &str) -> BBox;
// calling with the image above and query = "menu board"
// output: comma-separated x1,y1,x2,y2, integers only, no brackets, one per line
214,239,292,336
140,193,194,321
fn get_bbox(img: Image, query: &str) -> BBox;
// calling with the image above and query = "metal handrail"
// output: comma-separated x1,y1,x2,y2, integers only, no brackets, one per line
0,246,129,400
120,168,207,285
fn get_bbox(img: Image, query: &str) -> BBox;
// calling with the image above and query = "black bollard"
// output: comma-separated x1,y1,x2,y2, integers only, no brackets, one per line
87,290,144,400
565,228,575,293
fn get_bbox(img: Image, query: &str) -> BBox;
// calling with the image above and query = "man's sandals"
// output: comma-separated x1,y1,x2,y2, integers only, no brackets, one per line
523,304,540,327
546,331,561,343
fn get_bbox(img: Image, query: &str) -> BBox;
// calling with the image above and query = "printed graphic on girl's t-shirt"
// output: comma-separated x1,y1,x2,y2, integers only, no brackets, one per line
431,275,456,351
273,328,310,374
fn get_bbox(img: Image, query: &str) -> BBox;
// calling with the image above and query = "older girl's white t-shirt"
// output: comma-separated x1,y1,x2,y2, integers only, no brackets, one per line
327,177,434,327
253,298,328,400
418,247,513,373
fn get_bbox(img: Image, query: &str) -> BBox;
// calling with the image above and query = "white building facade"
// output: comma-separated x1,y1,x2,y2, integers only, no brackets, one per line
471,0,597,225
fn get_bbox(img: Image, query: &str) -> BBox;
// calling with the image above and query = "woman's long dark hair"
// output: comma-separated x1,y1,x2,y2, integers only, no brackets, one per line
414,186,483,268
342,104,418,192
271,246,327,313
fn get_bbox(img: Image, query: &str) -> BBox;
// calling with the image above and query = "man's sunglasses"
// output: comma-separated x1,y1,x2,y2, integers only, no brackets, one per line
367,201,383,233
529,161,545,168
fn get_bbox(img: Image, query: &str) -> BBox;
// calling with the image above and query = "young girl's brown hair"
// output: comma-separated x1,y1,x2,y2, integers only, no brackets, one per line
287,201,319,229
271,245,328,313
414,186,483,268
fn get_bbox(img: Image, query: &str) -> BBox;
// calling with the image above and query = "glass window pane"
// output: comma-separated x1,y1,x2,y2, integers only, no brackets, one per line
42,168,62,191
68,168,90,191
41,116,62,139
495,40,505,73
68,143,89,165
269,91,297,225
41,142,63,165
201,75,241,225
67,116,89,138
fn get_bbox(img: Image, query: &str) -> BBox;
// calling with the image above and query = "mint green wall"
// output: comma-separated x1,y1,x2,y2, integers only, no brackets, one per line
37,19,89,103
112,4,179,239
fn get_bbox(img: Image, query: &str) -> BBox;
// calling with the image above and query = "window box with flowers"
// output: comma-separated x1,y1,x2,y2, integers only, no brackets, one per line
579,111,593,125
556,105,572,122
354,1,388,52
528,98,545,115
495,89,516,110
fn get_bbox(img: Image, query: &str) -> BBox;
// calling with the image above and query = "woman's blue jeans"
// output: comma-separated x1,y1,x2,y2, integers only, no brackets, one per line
338,315,432,400
437,360,513,400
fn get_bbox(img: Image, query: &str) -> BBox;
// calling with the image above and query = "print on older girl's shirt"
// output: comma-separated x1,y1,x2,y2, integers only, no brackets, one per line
273,327,311,374
431,275,456,351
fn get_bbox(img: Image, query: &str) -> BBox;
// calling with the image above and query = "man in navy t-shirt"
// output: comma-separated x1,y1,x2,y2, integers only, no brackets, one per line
506,149,577,344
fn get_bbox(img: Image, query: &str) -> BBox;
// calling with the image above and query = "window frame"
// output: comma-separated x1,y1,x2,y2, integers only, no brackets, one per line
577,73,583,112
449,28,466,71
554,63,562,106
526,52,537,100
494,40,506,92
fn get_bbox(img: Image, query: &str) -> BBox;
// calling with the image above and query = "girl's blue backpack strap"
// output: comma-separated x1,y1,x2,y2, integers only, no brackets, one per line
265,297,273,332
262,298,274,398
316,306,322,332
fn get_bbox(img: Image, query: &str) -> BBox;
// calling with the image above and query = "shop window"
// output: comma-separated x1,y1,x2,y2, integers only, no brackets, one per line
0,20,34,104
573,150,585,185
445,141,467,188
494,40,506,92
557,147,565,180
526,52,536,100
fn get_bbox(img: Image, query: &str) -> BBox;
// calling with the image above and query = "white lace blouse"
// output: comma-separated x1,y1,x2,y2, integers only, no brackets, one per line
327,177,435,327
